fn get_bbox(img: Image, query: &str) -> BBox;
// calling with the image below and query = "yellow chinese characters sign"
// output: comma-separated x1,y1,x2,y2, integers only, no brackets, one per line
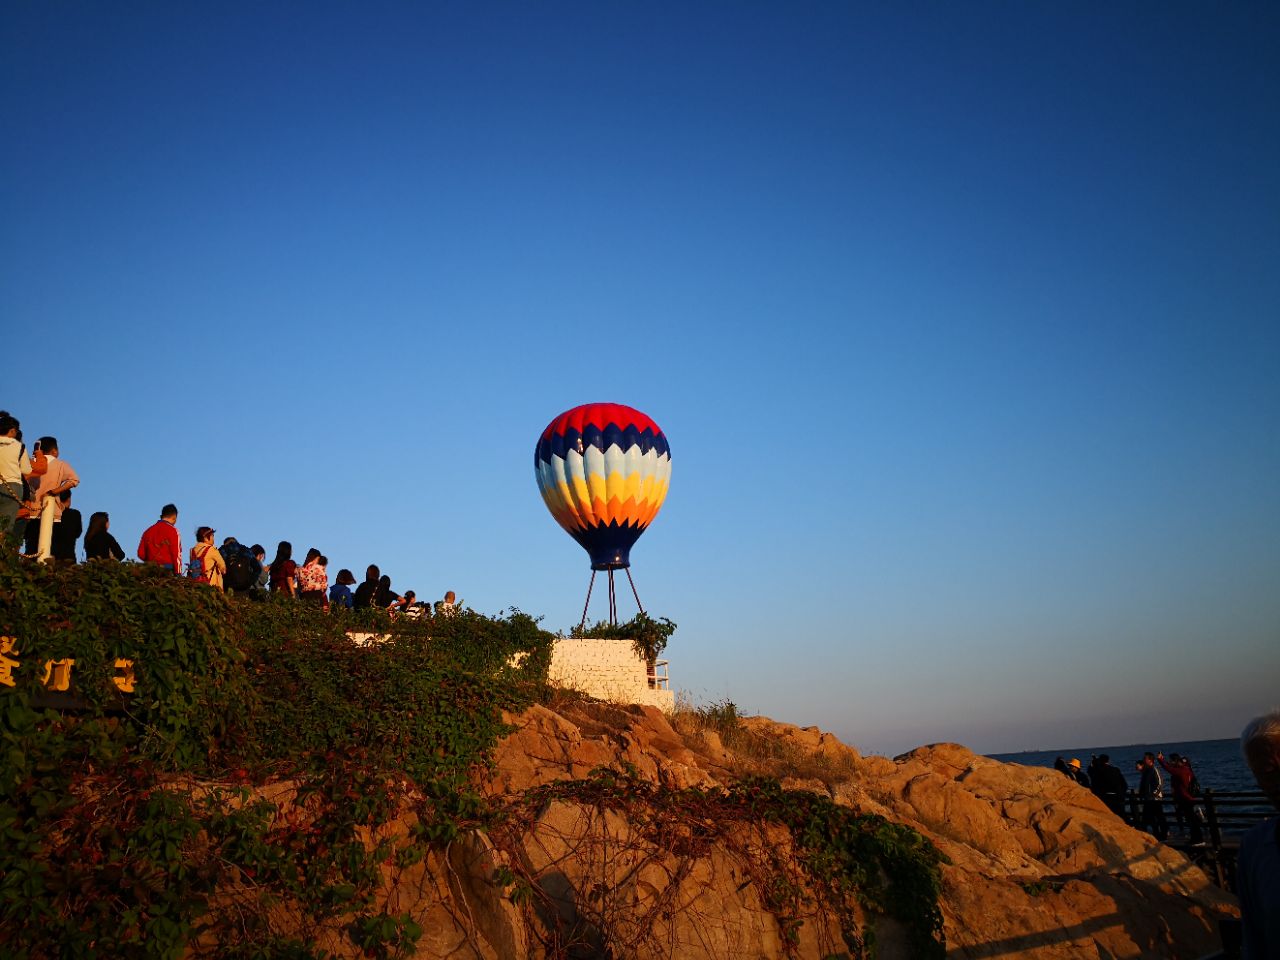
0,636,135,694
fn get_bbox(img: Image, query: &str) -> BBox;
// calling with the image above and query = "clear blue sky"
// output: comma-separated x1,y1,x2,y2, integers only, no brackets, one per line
4,2,1277,755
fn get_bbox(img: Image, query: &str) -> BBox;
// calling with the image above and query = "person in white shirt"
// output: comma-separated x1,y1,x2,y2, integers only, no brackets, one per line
0,413,34,544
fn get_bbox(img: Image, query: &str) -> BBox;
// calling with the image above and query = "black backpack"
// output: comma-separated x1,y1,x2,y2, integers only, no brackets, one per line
224,545,258,592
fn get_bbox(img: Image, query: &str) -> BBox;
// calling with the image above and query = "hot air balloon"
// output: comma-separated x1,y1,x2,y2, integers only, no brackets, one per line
535,402,671,623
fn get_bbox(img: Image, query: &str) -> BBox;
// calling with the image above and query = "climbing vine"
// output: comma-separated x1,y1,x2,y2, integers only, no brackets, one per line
489,767,946,959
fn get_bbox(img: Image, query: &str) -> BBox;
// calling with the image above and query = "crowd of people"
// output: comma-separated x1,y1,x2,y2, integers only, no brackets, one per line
1053,749,1206,843
1,411,457,617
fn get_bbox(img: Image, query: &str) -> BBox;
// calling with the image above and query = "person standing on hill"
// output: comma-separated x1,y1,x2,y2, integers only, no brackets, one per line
138,504,182,573
297,548,327,606
29,437,79,514
189,526,226,589
0,414,34,544
352,565,380,609
374,574,399,610
50,491,82,563
26,437,79,554
268,542,297,596
1158,752,1203,844
252,544,268,591
1238,710,1280,960
84,511,125,560
219,538,263,594
329,569,357,609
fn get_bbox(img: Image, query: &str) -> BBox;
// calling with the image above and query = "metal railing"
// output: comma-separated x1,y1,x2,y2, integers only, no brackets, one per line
647,659,670,690
1124,788,1272,892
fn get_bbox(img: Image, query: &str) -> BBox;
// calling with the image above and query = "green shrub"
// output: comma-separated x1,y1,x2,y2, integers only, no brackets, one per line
0,552,554,958
570,611,676,665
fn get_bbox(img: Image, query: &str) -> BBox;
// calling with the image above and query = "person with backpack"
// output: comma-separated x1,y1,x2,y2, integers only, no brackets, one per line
189,526,226,589
219,537,263,594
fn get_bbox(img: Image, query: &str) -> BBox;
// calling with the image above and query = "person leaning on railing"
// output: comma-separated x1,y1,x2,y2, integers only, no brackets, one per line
1238,710,1280,959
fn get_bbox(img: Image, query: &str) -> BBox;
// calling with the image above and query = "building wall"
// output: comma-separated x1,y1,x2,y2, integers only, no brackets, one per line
548,637,674,711
344,632,675,711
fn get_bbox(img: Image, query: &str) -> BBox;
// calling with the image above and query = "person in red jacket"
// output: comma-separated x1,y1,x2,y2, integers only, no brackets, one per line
1158,751,1204,844
137,503,182,574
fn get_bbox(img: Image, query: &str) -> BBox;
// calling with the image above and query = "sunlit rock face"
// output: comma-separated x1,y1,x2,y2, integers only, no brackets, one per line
443,705,1232,959
235,703,1235,959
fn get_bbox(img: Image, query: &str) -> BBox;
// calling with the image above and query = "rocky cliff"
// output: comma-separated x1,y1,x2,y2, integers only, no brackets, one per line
369,698,1236,959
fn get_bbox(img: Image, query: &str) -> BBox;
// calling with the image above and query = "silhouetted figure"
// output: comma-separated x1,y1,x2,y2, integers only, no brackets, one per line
84,511,125,560
1089,754,1129,818
1238,710,1280,959
374,575,399,609
50,491,82,563
352,565,380,609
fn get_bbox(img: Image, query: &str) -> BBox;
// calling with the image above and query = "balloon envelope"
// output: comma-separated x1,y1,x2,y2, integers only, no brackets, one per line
534,402,672,570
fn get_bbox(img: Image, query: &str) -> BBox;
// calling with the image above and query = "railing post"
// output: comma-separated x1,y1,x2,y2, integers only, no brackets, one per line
36,496,56,562
1204,788,1221,849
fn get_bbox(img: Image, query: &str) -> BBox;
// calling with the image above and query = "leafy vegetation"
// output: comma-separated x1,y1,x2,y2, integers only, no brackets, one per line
0,552,943,958
569,611,677,667
670,697,862,789
0,553,550,958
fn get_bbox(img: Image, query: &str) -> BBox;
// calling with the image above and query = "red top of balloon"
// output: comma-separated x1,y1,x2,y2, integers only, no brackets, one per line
539,402,663,442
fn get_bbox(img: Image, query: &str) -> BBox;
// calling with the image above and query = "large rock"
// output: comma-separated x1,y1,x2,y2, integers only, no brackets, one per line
473,712,1235,959
200,704,1235,958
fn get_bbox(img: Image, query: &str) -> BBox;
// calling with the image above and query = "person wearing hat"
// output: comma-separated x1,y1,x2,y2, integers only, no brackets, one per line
189,525,227,589
1065,757,1091,789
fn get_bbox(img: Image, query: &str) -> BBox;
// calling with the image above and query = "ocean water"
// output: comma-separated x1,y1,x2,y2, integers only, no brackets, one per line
989,737,1258,795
